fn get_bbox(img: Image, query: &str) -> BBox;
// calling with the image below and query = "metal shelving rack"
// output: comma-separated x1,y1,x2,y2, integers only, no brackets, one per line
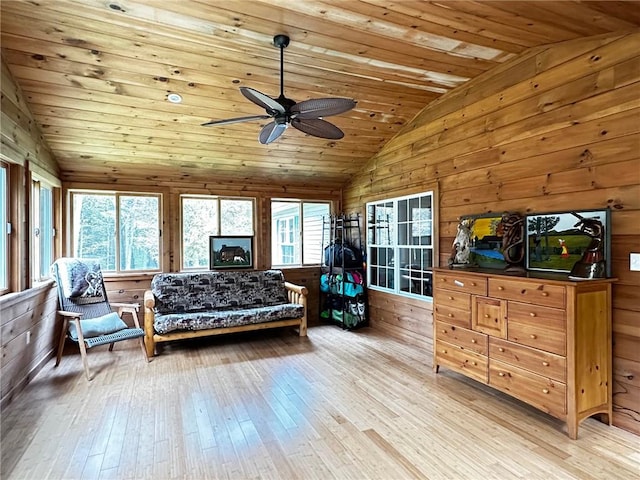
319,213,368,329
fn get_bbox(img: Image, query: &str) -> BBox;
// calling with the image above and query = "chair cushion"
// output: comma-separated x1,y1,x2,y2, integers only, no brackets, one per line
68,312,128,341
54,258,104,299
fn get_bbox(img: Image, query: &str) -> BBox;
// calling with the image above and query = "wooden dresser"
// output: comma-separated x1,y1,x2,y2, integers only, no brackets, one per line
432,267,615,439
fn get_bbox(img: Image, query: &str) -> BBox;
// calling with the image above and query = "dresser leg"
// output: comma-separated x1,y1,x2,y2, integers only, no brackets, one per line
567,422,578,440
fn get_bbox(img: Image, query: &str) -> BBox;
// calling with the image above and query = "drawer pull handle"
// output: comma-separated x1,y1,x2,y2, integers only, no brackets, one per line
448,296,454,300
542,292,549,297
484,314,490,318
499,372,505,377
471,362,477,366
530,334,537,339
471,339,477,344
498,347,505,352
498,286,504,291
542,361,550,366
470,282,476,286
542,388,549,394
442,330,447,334
530,312,536,317
442,349,448,354
448,313,454,317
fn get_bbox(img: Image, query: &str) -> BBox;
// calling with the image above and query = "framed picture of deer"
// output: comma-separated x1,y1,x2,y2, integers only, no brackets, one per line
209,236,253,269
525,209,611,277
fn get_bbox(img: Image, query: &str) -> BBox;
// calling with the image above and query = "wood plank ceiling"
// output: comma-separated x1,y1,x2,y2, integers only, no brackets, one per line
2,1,639,188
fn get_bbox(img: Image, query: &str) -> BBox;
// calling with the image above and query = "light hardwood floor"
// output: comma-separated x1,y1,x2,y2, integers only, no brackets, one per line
1,325,638,480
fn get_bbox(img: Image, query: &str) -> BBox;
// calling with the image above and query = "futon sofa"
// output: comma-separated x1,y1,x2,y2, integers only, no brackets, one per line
143,270,307,357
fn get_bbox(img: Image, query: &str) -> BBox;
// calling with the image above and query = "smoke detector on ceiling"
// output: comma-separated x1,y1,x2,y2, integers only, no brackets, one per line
167,93,182,104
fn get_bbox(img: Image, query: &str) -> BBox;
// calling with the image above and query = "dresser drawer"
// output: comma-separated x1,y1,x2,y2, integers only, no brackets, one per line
490,338,566,382
489,360,566,418
434,305,471,328
507,319,566,356
435,321,487,355
507,301,566,330
435,341,488,384
435,272,487,296
488,278,565,308
436,290,471,311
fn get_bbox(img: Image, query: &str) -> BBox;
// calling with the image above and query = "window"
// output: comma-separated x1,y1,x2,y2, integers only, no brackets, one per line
0,164,8,292
271,200,330,266
181,195,254,270
32,177,55,281
70,191,161,272
367,191,434,299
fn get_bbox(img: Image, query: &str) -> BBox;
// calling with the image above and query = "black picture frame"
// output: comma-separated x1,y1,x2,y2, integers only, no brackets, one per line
525,209,611,276
209,236,253,269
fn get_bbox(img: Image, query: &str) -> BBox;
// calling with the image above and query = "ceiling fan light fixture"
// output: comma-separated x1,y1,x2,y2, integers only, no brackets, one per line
202,34,356,144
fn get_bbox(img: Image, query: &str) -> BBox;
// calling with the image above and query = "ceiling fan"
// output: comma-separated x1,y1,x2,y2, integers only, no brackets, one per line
202,34,356,144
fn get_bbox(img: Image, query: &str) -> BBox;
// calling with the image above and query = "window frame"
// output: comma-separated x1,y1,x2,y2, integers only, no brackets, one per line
69,189,162,274
31,175,55,283
276,215,298,265
366,191,436,301
271,199,331,268
0,162,9,294
179,194,255,271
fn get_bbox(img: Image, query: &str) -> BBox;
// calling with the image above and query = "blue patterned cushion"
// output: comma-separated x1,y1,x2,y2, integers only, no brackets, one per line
54,258,104,299
68,312,128,341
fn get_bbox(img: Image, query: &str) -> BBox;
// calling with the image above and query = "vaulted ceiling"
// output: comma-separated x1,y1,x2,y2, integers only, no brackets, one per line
2,1,639,188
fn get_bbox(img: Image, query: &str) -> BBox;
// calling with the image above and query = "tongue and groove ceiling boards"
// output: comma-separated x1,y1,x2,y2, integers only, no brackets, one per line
1,1,638,187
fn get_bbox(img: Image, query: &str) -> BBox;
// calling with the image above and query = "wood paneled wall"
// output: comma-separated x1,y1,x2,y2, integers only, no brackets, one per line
0,58,61,408
343,32,640,435
0,284,58,407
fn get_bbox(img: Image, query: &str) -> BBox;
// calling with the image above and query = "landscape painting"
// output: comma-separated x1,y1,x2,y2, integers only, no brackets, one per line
466,214,507,269
209,236,253,269
525,209,610,275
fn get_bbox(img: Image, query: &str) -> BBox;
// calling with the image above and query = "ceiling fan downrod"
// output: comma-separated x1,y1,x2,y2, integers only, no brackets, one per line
273,34,290,100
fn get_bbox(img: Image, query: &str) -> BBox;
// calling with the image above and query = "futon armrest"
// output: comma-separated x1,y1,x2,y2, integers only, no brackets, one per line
143,290,155,310
284,282,308,296
284,282,308,309
143,290,157,358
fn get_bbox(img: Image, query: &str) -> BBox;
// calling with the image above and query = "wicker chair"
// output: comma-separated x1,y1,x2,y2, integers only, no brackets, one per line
52,258,148,380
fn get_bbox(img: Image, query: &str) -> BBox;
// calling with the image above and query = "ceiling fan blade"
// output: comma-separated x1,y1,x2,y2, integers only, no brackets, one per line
240,87,285,115
291,118,345,140
290,98,356,119
259,121,288,144
201,114,271,126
